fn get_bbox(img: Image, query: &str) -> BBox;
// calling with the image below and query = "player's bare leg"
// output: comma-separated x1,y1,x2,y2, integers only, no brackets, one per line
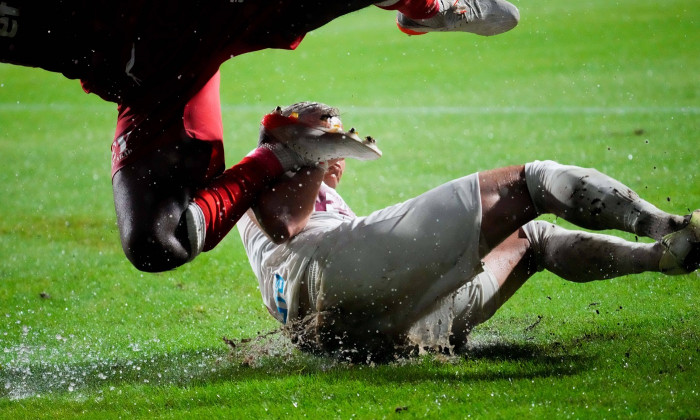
450,221,674,348
477,165,537,255
477,161,692,260
480,228,533,305
482,221,669,300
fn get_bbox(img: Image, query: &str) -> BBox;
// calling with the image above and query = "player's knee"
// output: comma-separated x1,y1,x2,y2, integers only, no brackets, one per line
120,227,188,273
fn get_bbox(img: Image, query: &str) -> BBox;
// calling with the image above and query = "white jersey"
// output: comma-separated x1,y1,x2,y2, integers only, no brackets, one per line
239,173,496,351
237,182,354,324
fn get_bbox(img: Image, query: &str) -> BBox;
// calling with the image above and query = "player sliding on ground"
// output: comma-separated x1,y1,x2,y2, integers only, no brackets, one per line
0,0,518,272
238,102,700,362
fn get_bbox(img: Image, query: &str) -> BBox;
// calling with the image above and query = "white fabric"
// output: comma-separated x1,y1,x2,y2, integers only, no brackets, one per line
239,175,490,343
521,220,659,282
408,268,500,350
237,182,355,324
309,175,484,335
524,160,670,239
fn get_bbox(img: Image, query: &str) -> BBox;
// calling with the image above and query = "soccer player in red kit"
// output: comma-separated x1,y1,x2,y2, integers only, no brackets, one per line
0,0,519,272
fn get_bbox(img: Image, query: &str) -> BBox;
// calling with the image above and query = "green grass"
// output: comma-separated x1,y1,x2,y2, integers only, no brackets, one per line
1,0,699,417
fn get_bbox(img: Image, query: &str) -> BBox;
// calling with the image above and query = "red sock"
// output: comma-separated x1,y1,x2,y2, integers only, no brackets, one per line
193,147,284,251
377,0,440,19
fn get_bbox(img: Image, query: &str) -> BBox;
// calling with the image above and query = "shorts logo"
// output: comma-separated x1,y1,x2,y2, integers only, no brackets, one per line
274,273,288,324
0,2,19,38
111,131,133,167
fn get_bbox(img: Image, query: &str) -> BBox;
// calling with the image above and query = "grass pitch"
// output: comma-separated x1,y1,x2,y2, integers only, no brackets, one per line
1,0,699,418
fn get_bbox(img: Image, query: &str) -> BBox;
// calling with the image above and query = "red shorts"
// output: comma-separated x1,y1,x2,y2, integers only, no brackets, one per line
110,72,225,179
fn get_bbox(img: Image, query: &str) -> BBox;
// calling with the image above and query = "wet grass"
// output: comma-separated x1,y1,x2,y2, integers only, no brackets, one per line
1,0,699,417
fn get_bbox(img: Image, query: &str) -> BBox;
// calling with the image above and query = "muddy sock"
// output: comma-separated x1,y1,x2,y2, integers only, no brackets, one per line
522,220,664,282
524,160,686,240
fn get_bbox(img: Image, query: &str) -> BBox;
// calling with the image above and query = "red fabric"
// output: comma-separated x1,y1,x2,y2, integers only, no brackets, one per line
377,0,439,19
397,21,429,35
193,147,284,251
261,112,300,130
75,1,310,107
183,72,225,181
111,72,225,178
183,72,223,142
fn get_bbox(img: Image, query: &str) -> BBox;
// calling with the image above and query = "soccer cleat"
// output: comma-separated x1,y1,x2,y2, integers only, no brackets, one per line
259,102,382,165
397,0,519,36
659,210,700,275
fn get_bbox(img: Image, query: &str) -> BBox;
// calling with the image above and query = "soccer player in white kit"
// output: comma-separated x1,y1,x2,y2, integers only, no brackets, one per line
238,102,700,362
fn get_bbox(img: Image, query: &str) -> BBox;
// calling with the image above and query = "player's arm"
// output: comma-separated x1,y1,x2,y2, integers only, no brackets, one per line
251,165,326,244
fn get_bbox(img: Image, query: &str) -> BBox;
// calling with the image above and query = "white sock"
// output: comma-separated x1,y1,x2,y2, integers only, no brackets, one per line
524,160,685,240
522,221,663,282
184,202,206,261
257,143,304,172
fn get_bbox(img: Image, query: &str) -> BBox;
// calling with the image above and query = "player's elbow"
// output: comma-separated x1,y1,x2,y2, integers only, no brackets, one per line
265,222,301,244
254,206,310,244
258,216,307,245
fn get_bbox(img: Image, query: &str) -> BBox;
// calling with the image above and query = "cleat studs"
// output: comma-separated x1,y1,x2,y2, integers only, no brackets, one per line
274,106,282,114
349,127,356,134
365,136,375,143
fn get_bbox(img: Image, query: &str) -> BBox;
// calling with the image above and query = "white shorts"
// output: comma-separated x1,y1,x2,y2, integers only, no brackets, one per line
407,268,500,350
302,173,493,339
